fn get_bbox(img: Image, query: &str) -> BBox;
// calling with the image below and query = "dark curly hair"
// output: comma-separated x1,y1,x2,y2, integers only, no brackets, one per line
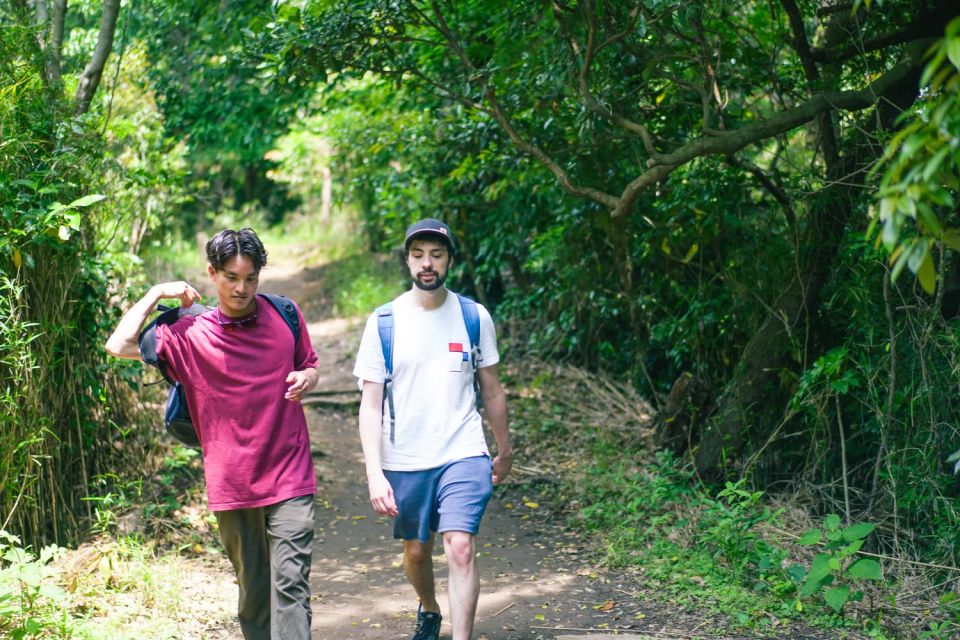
205,228,268,272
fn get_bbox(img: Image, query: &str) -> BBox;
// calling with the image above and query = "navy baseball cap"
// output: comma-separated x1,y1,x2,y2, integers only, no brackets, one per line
403,218,458,255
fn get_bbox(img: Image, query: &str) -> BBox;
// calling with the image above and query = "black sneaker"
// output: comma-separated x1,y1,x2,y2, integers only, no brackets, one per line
412,603,442,640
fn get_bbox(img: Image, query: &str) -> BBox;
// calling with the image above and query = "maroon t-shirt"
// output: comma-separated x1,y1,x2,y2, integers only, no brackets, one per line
156,295,319,510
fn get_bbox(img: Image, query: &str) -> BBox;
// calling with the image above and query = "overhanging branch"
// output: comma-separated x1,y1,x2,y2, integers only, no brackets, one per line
485,87,621,210
610,53,923,217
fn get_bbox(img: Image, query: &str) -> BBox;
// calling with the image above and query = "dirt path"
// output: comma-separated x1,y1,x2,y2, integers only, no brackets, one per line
301,319,610,640
242,258,736,640
299,317,722,640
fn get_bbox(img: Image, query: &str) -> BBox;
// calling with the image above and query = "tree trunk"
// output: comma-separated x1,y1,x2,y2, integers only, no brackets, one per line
319,139,332,223
694,43,927,477
694,179,852,474
74,0,120,115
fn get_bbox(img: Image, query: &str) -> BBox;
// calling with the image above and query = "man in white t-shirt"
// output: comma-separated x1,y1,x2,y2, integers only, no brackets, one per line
353,218,513,640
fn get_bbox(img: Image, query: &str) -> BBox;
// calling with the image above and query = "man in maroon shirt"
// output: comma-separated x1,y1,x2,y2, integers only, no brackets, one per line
105,228,320,640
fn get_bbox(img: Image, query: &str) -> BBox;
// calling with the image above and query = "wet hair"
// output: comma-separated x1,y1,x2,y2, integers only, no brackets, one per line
205,228,268,272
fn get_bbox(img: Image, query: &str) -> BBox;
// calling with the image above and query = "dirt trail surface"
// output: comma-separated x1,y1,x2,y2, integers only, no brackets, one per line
175,251,779,640
290,324,710,640
234,256,741,640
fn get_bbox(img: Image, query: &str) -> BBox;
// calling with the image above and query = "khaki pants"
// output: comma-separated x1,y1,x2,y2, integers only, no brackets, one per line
215,494,315,640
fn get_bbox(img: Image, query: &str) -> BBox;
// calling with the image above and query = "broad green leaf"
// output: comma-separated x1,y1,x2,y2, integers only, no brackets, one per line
824,585,850,613
917,250,936,295
64,212,82,231
847,558,882,580
948,16,960,38
917,202,942,235
907,238,927,273
890,244,910,283
841,522,875,542
825,514,841,532
942,229,960,250
839,540,865,558
801,553,832,596
67,194,107,208
786,563,806,583
797,529,821,545
948,38,960,73
922,146,951,183
829,557,841,572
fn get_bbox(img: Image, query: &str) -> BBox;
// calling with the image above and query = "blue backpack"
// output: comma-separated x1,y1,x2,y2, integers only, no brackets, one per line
376,293,481,444
138,293,301,447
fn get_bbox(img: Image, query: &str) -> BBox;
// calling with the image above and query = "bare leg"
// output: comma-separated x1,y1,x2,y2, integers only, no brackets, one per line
404,535,441,613
442,531,479,640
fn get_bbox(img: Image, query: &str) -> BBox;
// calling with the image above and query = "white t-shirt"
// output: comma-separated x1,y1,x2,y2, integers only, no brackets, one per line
353,289,500,471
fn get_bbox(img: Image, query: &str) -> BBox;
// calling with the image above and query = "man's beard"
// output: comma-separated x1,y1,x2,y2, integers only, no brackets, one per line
413,269,447,291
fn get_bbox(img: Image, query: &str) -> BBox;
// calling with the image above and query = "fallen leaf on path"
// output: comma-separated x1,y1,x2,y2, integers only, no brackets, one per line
524,501,540,509
594,600,615,611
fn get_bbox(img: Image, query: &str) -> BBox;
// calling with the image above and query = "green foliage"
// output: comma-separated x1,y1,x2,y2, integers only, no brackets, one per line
794,514,883,615
703,480,785,581
872,17,960,293
331,257,404,317
0,3,171,551
918,592,960,639
0,531,70,640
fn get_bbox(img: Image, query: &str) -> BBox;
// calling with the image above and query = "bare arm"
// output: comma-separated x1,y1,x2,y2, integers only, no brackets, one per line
478,364,512,484
359,380,397,516
104,281,202,360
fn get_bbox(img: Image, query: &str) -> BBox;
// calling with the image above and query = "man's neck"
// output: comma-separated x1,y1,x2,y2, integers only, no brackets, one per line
218,297,258,318
410,286,448,310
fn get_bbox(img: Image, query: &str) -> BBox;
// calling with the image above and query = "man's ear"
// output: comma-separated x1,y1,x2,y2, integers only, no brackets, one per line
207,265,216,280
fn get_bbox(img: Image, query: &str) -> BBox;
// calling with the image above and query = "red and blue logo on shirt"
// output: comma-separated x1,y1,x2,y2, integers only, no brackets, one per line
449,342,469,361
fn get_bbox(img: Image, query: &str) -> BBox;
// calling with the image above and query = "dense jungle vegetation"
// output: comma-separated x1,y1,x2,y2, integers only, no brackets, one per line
3,0,960,637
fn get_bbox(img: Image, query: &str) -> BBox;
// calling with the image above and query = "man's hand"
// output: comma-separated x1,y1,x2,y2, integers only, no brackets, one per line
492,449,513,485
284,368,318,401
154,281,202,308
367,472,398,516
105,281,202,360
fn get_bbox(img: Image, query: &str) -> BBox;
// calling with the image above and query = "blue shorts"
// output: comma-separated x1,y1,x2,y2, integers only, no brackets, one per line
384,455,493,542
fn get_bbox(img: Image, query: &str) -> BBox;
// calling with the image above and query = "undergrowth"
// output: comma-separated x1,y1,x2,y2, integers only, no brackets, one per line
0,443,224,639
503,362,958,640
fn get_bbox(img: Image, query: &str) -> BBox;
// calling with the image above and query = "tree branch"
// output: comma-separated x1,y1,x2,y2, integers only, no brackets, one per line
610,53,923,217
780,0,819,86
554,0,659,157
74,0,120,115
725,155,797,233
810,22,943,64
430,0,475,72
47,0,66,86
485,86,620,210
33,0,49,29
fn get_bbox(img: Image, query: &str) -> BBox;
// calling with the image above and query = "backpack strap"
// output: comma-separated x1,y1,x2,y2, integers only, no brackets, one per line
455,293,483,407
375,303,396,443
261,293,301,344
